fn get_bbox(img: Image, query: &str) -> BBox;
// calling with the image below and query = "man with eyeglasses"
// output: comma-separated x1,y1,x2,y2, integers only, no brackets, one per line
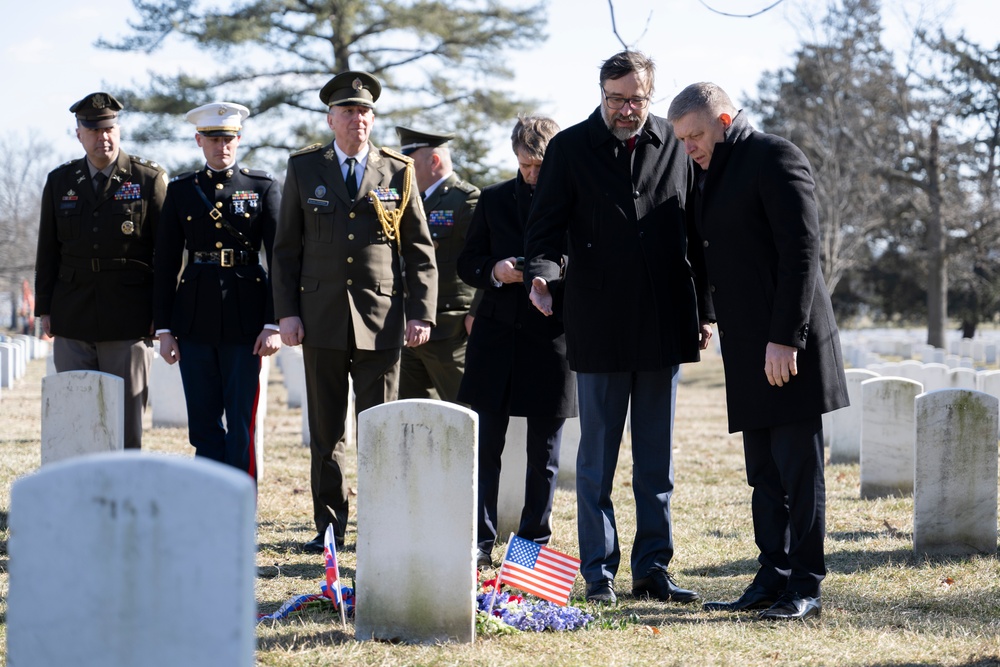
524,51,713,604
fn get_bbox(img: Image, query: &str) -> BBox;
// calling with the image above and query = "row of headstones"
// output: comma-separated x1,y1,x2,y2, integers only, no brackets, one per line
824,372,998,556
0,333,49,392
10,399,484,664
840,328,1000,367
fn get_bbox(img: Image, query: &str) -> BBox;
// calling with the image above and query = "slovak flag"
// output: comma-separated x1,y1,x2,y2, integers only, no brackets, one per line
323,524,343,608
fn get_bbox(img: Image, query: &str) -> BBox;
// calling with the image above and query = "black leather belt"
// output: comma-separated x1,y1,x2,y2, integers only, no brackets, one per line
61,256,151,272
190,249,259,267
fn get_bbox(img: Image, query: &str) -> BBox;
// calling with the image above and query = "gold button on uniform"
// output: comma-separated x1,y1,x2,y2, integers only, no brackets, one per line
348,233,355,240
347,257,354,263
215,241,223,249
349,212,356,219
215,202,223,208
216,222,223,228
186,215,192,221
347,279,353,285
216,183,224,190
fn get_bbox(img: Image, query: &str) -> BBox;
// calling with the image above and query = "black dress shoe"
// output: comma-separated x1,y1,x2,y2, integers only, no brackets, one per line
302,532,344,553
703,583,780,612
632,570,699,603
476,549,493,569
585,580,617,604
759,593,821,620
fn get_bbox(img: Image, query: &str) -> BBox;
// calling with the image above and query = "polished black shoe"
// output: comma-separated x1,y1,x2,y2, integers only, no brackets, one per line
759,593,822,620
703,583,780,612
585,580,617,604
632,570,699,603
302,532,344,553
476,549,494,570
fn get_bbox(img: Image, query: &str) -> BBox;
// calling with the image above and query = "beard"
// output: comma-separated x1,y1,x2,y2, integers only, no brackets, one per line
604,109,646,141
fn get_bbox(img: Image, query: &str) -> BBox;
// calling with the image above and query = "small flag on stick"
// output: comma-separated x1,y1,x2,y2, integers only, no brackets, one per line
497,534,580,606
323,524,347,630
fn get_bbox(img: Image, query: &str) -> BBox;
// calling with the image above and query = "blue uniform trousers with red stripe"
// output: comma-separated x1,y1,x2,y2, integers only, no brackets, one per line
177,338,261,479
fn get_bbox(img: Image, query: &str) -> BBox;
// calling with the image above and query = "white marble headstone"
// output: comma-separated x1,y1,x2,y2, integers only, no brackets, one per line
860,376,922,499
355,399,477,643
41,370,124,465
7,454,257,667
0,342,14,388
828,368,880,464
913,389,998,556
150,351,188,427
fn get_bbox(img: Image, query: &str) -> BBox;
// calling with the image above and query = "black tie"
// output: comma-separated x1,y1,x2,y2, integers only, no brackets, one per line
345,157,358,200
93,171,107,194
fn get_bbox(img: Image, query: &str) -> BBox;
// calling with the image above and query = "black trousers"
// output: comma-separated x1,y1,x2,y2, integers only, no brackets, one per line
476,408,564,554
743,414,826,598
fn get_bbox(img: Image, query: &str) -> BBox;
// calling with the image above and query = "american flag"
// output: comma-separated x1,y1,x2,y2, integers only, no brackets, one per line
498,535,580,606
323,524,343,608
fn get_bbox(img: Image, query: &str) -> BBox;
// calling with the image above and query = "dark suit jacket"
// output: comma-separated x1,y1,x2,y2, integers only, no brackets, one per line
424,173,480,340
34,150,167,341
153,164,280,345
690,112,849,432
457,174,577,418
524,109,709,373
271,141,438,351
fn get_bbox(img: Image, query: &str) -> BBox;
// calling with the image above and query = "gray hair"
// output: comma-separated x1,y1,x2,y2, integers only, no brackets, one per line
511,114,560,160
600,50,656,95
667,82,737,122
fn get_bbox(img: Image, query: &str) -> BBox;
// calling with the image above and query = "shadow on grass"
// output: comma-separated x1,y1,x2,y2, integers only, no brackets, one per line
257,622,356,650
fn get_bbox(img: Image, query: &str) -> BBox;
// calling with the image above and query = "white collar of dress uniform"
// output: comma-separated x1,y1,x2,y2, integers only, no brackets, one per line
333,141,370,167
422,172,452,199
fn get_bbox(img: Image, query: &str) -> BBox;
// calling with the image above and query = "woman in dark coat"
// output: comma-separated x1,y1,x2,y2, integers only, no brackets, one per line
457,115,577,568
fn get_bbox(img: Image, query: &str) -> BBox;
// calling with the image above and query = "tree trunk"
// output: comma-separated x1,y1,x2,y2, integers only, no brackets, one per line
926,122,947,349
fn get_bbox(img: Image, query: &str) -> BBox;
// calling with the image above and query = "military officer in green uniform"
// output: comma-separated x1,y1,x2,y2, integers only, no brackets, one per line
272,71,438,552
34,92,168,450
395,126,480,403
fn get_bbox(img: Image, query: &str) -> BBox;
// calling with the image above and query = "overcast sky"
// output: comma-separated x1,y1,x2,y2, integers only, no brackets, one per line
2,0,994,168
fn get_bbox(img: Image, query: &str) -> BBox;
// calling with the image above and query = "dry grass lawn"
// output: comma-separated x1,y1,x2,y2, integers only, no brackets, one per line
1,345,999,666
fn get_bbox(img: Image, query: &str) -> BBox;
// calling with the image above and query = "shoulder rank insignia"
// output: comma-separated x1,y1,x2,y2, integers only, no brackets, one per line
291,142,323,157
380,146,413,164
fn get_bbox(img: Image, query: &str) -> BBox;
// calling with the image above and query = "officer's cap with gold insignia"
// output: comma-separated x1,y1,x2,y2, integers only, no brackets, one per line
185,102,250,137
69,92,124,129
319,71,381,109
395,126,456,156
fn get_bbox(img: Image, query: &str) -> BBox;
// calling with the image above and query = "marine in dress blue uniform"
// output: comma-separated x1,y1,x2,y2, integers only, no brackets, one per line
154,102,281,479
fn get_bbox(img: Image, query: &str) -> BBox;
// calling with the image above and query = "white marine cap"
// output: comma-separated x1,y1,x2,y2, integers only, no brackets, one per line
185,102,250,137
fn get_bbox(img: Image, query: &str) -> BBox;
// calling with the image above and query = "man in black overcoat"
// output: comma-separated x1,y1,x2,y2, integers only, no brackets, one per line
457,115,577,569
524,52,713,605
669,82,849,620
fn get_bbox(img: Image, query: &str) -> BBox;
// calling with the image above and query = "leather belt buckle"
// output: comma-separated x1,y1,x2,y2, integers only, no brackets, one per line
220,249,234,268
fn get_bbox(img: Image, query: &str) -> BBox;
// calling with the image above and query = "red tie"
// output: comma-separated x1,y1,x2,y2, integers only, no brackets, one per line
627,136,637,153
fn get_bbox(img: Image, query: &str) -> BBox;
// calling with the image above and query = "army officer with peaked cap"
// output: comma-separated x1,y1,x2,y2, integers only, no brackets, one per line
154,102,281,480
395,125,480,403
271,71,438,552
35,92,168,450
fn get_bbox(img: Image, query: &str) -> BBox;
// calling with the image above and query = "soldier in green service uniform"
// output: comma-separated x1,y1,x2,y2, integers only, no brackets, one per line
271,71,438,553
395,126,480,403
34,92,168,450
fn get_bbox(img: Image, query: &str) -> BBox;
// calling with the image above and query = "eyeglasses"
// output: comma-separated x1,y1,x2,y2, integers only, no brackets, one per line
601,88,650,110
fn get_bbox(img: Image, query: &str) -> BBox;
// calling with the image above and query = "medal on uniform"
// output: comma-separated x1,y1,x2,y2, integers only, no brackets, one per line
428,210,455,226
115,182,142,200
232,190,258,214
369,187,400,202
121,220,135,235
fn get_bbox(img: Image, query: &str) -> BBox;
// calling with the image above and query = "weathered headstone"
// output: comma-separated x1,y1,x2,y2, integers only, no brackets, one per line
914,390,998,555
150,350,188,427
356,399,477,643
828,368,880,464
557,416,581,489
7,453,257,667
278,344,305,409
497,416,529,540
0,342,14,388
919,362,950,393
947,367,978,390
41,370,124,465
860,376,922,499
